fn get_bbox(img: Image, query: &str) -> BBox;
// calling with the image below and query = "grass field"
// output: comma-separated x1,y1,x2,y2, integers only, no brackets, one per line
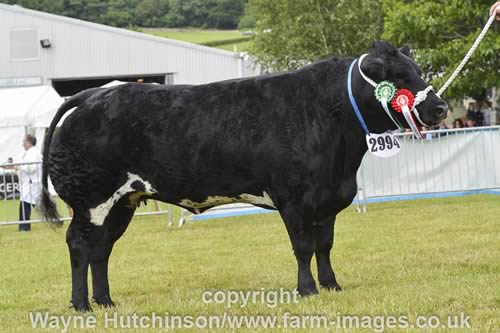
140,28,252,52
0,195,499,332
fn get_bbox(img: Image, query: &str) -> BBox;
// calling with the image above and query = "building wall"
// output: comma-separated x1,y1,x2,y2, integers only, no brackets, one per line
0,4,259,87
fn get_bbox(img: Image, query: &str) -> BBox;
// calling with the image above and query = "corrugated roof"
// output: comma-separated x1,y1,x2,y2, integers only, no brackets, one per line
0,2,239,59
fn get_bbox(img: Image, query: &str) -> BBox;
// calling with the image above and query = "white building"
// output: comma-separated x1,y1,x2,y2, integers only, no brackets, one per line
0,3,259,96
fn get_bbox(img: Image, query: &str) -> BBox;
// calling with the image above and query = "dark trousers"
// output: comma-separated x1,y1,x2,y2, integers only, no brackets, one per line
19,201,33,231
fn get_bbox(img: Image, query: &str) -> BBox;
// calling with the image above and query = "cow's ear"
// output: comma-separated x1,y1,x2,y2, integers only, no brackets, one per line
399,45,411,57
361,56,386,81
370,41,397,57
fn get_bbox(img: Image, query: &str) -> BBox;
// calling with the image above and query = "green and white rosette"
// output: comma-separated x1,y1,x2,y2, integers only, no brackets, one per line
374,81,403,130
375,81,396,102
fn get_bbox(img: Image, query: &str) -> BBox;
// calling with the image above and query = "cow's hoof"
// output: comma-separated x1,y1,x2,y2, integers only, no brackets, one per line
320,281,342,292
298,283,319,297
70,300,92,312
92,296,115,308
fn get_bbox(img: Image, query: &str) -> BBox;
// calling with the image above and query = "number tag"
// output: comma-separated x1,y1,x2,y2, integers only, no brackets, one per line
365,132,401,158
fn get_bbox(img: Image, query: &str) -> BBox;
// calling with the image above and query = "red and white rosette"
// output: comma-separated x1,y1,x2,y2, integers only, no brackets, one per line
391,89,423,139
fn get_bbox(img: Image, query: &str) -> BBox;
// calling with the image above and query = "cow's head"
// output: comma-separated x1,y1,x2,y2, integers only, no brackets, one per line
353,41,448,134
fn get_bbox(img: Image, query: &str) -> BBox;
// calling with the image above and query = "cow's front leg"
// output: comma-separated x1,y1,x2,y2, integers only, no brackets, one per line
314,218,342,291
279,205,318,296
66,212,93,312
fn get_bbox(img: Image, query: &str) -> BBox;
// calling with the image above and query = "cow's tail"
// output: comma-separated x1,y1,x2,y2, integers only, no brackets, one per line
41,88,101,226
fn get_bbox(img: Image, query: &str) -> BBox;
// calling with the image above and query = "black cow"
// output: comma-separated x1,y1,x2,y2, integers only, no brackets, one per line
41,41,447,311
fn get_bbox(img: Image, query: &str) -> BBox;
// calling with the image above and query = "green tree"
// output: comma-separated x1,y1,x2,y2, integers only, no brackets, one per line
248,0,384,72
134,0,170,27
238,0,256,29
163,0,245,28
164,0,213,27
383,0,499,100
207,0,245,29
62,0,108,23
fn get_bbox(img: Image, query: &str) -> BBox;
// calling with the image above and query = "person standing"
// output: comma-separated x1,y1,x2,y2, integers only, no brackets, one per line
17,134,43,231
481,101,494,126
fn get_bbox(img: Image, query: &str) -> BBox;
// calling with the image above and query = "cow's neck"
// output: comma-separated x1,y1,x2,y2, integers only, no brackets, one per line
334,58,401,174
329,59,370,176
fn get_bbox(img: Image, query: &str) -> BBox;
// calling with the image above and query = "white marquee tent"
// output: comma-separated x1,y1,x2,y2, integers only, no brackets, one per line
0,86,64,163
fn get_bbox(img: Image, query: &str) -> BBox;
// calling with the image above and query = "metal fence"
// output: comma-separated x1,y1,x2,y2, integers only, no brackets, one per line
356,126,500,211
0,161,172,226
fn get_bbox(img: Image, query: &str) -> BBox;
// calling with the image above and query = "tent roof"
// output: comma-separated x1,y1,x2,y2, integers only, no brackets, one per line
0,86,64,128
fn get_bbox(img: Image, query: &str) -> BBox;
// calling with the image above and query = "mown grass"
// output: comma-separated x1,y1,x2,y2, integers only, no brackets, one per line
0,195,498,332
140,28,252,52
217,40,253,52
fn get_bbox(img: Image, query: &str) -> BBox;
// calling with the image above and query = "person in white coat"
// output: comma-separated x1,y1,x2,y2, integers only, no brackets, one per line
17,134,43,231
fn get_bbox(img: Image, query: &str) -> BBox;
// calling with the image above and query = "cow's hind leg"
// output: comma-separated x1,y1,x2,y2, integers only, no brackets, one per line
279,204,318,296
90,203,135,307
66,211,94,312
314,218,342,291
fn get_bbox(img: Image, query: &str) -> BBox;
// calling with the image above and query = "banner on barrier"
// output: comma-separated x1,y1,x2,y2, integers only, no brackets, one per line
0,173,20,200
359,128,500,199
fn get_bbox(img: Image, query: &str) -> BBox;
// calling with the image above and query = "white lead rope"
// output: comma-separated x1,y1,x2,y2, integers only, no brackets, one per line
436,13,497,98
412,85,434,126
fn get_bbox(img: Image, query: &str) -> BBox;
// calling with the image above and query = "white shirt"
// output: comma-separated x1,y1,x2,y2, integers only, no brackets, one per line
19,146,43,204
482,107,493,126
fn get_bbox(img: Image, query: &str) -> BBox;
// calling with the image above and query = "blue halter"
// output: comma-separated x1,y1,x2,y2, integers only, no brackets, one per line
347,59,370,135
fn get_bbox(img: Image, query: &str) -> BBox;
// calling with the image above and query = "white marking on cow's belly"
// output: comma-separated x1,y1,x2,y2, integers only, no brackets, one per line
89,173,156,226
179,191,276,211
239,192,276,208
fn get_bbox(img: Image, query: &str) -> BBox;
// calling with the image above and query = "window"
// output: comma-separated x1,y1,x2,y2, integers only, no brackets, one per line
10,29,38,61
